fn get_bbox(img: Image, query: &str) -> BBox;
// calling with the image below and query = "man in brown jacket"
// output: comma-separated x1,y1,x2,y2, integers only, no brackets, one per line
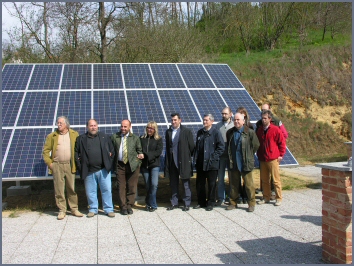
43,116,83,220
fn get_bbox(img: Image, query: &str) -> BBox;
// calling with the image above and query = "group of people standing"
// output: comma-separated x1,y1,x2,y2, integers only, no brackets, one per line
42,103,287,220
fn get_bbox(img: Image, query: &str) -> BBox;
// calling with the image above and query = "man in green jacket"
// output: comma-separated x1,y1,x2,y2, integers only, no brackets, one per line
42,116,83,220
226,112,260,212
111,119,144,215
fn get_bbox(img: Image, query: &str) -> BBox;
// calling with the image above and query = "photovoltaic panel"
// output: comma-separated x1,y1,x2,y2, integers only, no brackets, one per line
61,64,91,90
2,63,298,180
220,90,260,122
57,91,91,125
127,90,166,123
204,64,244,88
158,90,201,123
177,64,215,88
2,92,24,127
2,64,33,90
123,64,155,88
150,64,185,88
2,129,12,163
2,128,51,178
93,91,128,125
28,65,62,90
17,92,58,126
93,64,123,89
190,90,226,119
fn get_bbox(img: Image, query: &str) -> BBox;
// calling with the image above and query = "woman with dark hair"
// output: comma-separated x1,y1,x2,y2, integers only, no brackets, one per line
140,121,163,212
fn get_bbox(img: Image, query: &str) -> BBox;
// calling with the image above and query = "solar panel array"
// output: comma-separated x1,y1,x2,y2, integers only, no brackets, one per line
2,63,298,180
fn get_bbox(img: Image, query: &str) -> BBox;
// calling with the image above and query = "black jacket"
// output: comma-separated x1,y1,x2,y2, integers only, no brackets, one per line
193,126,225,171
164,125,195,179
74,132,115,179
140,136,163,169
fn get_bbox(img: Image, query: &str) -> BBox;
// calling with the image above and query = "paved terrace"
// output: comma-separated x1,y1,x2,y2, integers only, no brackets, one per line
2,187,323,264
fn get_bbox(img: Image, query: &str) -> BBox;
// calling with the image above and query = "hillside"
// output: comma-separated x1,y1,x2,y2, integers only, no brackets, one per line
214,42,352,164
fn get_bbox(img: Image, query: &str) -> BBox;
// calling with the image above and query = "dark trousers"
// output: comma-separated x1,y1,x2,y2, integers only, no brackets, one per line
196,168,217,207
169,160,191,207
117,161,140,210
239,178,247,199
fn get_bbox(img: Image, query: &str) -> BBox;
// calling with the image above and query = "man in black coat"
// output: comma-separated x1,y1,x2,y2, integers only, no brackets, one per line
74,119,115,218
193,114,224,211
164,113,195,211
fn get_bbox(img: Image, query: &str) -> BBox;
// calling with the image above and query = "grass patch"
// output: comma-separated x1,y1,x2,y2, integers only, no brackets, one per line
8,211,19,218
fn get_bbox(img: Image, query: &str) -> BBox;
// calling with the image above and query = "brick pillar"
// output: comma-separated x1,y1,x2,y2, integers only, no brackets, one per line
318,162,352,264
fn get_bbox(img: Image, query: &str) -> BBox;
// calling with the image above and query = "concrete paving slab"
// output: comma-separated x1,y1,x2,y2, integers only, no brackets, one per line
2,187,323,264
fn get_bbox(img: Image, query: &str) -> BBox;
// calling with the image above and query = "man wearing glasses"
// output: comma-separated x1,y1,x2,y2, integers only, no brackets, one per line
215,107,234,206
43,116,84,220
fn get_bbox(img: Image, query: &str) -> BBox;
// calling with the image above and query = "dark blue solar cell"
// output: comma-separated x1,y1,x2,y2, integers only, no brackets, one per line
190,90,226,120
93,91,128,125
17,92,58,126
127,91,166,124
61,64,91,89
28,65,62,90
2,92,24,126
158,90,201,123
70,127,87,135
94,64,123,89
150,64,185,88
220,90,260,122
2,129,13,164
2,64,33,90
281,147,299,165
123,64,155,88
57,91,91,126
177,64,214,88
2,128,52,178
132,125,168,171
204,64,244,88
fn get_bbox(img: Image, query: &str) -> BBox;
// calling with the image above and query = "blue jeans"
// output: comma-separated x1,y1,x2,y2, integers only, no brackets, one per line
141,167,159,209
84,168,113,214
217,156,231,201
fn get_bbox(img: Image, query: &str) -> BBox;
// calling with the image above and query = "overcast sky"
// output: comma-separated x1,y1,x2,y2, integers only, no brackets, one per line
2,3,18,42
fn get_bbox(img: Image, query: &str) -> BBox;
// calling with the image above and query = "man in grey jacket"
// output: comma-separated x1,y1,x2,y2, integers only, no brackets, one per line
215,107,234,206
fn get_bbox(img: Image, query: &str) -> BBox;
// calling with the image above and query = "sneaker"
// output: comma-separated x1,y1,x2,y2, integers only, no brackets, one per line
226,205,237,210
274,200,282,206
247,206,255,212
270,191,276,200
87,212,95,218
206,206,213,211
127,208,133,215
257,199,270,205
107,212,115,217
57,211,66,220
71,210,84,217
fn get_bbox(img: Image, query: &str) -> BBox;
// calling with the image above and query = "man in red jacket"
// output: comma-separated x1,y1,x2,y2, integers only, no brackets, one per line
256,110,286,206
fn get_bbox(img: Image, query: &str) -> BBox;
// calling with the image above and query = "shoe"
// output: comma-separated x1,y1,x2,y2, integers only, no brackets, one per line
255,188,260,194
149,208,156,212
274,200,282,206
257,199,270,205
107,212,115,217
193,205,204,209
206,206,213,211
87,212,95,218
71,210,84,217
224,199,230,205
237,198,242,204
215,200,222,207
127,208,133,215
242,198,248,204
270,191,276,200
57,211,66,220
182,206,190,211
145,206,151,211
120,209,128,215
166,205,178,211
247,206,255,212
226,205,236,210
